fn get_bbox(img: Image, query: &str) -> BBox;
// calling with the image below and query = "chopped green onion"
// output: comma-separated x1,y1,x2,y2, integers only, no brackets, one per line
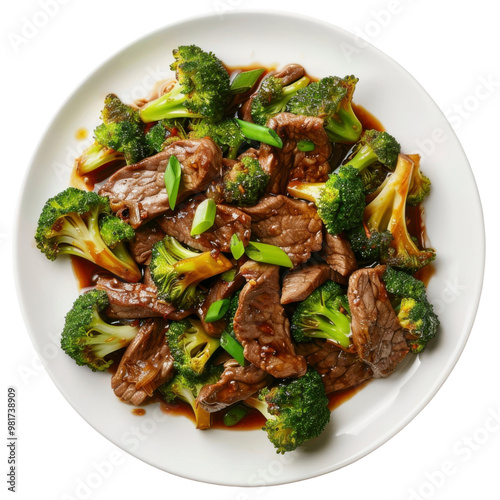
164,155,182,210
220,330,245,366
297,140,315,152
223,405,249,426
245,241,293,268
230,68,265,94
191,198,216,236
235,118,283,148
205,299,231,323
221,269,237,283
230,233,245,260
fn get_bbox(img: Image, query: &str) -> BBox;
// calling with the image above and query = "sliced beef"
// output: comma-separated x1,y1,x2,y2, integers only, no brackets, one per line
320,231,358,284
280,262,332,304
348,266,409,378
295,340,373,394
99,138,222,228
198,272,246,336
128,221,165,265
156,194,251,252
233,261,307,378
111,319,174,405
241,195,323,266
96,276,191,320
196,360,272,413
258,112,332,194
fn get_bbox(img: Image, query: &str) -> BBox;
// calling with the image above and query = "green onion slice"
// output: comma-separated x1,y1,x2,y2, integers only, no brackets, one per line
223,405,249,426
164,155,182,210
235,118,283,148
230,233,245,260
191,198,216,236
220,330,245,366
297,140,315,152
221,269,237,283
230,68,265,94
204,299,231,323
245,241,293,268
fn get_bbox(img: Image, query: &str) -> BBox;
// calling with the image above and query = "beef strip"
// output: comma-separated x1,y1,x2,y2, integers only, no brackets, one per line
128,221,165,265
295,340,373,394
348,265,409,378
241,195,323,266
111,319,174,405
198,272,246,336
156,194,251,252
320,231,358,284
280,262,332,304
96,276,191,320
233,261,307,378
196,360,272,413
99,138,222,228
258,112,332,194
239,64,306,123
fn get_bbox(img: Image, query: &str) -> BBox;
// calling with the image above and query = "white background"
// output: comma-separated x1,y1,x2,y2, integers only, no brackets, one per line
2,1,499,499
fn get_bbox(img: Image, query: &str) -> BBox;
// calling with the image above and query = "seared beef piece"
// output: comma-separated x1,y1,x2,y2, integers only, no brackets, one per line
196,360,272,413
320,231,358,284
348,266,409,378
280,262,332,304
234,261,307,378
96,276,191,320
111,319,174,405
99,138,222,228
295,340,373,393
239,64,306,123
241,195,323,267
258,112,332,193
128,221,165,265
156,194,251,253
198,272,246,336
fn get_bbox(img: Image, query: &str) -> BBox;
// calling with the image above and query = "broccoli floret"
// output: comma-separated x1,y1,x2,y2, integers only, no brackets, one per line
245,369,331,454
406,154,431,206
140,45,231,123
291,281,351,349
167,318,220,379
223,156,270,206
345,223,393,264
363,154,435,272
99,214,135,248
347,129,400,171
158,364,223,429
35,187,141,282
286,75,362,143
188,117,247,158
382,266,439,353
77,94,160,175
250,74,310,126
60,289,138,371
149,236,233,310
288,164,365,235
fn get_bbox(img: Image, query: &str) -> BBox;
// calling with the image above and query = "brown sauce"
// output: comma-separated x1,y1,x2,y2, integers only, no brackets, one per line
131,408,146,416
70,256,106,290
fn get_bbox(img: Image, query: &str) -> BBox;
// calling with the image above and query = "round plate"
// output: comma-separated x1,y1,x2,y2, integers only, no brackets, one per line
14,10,485,486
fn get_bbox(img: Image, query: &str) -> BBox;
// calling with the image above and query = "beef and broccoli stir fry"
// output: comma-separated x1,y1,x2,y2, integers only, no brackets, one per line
35,44,439,454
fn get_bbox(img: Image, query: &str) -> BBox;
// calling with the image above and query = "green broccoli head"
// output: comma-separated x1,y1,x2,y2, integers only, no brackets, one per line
347,129,401,171
149,236,233,310
99,214,135,248
346,224,394,264
223,156,270,206
248,369,331,454
35,187,141,282
60,289,139,371
407,154,431,206
382,266,440,353
251,74,310,126
286,75,362,143
167,318,220,379
140,45,231,123
291,280,351,349
158,363,223,429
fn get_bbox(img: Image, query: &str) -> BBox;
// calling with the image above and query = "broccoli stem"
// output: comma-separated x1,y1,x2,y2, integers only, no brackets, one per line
346,143,378,171
286,181,324,203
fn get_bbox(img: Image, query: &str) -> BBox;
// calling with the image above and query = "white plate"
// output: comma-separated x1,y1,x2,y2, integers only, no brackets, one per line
14,10,485,486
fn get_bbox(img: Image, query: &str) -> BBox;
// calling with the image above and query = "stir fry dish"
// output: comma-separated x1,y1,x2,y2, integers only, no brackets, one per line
34,44,439,454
